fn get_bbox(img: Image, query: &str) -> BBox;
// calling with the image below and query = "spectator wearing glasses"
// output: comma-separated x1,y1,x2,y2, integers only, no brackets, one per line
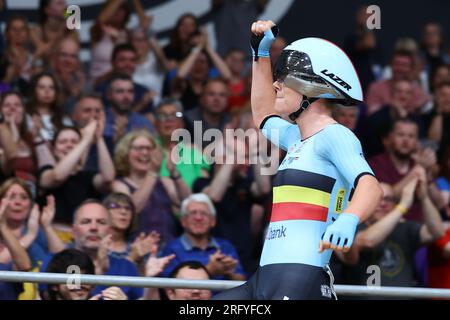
112,130,189,246
103,192,161,272
160,193,246,281
154,98,210,190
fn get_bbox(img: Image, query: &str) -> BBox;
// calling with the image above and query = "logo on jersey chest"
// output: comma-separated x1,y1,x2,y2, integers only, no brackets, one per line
284,141,308,165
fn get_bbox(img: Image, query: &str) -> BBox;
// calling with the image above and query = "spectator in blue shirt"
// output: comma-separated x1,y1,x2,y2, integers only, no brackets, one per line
160,193,246,281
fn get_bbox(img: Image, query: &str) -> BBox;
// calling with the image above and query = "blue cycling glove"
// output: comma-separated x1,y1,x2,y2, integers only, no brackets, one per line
251,25,279,61
321,213,360,249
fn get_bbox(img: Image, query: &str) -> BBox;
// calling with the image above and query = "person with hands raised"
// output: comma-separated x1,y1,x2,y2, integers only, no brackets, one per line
171,28,232,111
338,179,444,290
0,91,39,185
0,198,32,271
0,178,54,266
213,20,382,300
0,197,33,300
39,195,65,254
194,130,271,273
37,119,115,228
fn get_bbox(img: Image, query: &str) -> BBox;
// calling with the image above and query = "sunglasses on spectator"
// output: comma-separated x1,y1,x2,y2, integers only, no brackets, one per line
156,111,183,122
108,203,132,211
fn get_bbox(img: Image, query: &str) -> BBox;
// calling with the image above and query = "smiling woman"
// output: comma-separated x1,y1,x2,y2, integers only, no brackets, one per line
0,177,58,268
112,129,190,246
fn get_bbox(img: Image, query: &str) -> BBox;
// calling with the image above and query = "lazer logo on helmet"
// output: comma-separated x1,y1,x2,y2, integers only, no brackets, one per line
320,69,352,91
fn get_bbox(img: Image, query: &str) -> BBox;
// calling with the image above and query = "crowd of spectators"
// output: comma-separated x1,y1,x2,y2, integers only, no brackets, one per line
0,0,449,300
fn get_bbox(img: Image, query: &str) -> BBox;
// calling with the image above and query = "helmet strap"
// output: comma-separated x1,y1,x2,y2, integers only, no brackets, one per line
288,96,318,121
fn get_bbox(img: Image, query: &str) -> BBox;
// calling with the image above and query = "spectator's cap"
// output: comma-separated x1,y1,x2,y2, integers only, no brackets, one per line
274,37,363,107
180,193,216,217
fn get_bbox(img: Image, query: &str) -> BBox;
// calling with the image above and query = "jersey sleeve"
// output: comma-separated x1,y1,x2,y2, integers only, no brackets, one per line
315,124,374,187
260,115,300,151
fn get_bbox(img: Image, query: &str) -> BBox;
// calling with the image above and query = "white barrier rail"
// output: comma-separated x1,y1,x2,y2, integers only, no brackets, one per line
1,271,450,298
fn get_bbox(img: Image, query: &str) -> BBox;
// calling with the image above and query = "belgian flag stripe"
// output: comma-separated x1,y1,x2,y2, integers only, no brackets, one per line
270,202,329,222
273,169,336,193
273,185,330,207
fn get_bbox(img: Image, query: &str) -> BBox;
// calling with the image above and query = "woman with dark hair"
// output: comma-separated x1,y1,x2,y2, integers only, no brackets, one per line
0,91,38,185
26,72,69,142
30,0,79,66
163,13,200,70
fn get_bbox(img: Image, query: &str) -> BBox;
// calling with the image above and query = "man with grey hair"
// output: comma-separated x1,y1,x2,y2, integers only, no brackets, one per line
160,193,246,280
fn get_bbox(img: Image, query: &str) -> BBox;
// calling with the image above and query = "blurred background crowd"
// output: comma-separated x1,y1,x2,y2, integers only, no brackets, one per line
0,0,449,300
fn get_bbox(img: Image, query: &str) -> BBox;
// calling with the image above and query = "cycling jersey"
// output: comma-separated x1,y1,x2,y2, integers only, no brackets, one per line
260,115,374,268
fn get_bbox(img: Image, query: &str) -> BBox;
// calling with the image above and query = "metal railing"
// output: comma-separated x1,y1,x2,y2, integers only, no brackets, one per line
2,271,450,299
